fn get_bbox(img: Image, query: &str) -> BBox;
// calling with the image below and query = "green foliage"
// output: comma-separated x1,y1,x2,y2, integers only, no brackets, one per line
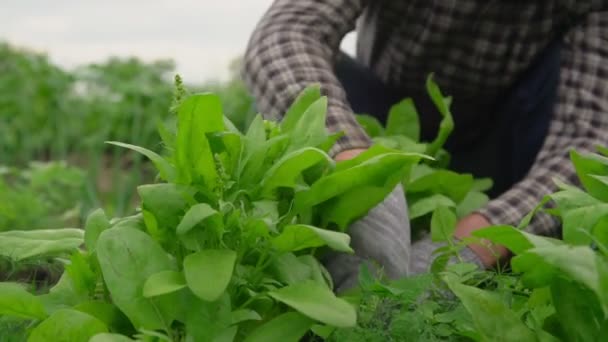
356,75,492,239
0,162,84,232
0,83,420,340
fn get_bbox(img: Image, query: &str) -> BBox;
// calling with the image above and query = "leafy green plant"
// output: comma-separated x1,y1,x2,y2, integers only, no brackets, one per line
356,76,492,239
0,81,425,341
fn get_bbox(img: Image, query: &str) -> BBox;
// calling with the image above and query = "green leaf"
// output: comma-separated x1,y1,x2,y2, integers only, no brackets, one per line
28,309,107,342
261,147,332,195
106,141,174,181
296,153,420,213
471,178,494,192
430,206,457,242
138,183,188,238
270,253,313,286
408,194,456,219
273,224,353,253
84,208,110,252
551,277,604,342
473,225,562,255
176,93,223,186
0,282,47,320
288,97,330,151
0,228,84,261
281,85,322,133
425,74,454,156
184,249,236,301
176,203,219,235
185,293,232,341
143,270,187,298
446,281,536,341
355,114,385,138
512,245,608,312
269,280,356,327
97,226,178,330
570,150,608,202
456,191,489,218
244,312,313,342
385,98,420,141
73,301,133,334
231,309,262,325
560,203,608,245
90,333,135,342
408,170,474,203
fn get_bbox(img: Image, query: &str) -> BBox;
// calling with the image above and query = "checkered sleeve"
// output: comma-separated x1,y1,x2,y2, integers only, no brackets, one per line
478,11,608,237
243,0,372,155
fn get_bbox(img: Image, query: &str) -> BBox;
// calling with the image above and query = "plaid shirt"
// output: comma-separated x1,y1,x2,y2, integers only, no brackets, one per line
243,0,608,237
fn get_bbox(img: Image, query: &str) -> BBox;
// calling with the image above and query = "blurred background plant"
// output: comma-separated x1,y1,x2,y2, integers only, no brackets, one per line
0,42,255,221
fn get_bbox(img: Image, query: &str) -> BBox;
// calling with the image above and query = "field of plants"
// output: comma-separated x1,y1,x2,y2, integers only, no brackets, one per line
0,42,607,341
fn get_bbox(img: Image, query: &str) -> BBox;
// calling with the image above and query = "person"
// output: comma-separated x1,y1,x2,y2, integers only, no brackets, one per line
242,0,608,292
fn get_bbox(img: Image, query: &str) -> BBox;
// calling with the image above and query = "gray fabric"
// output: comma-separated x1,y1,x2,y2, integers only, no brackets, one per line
323,186,410,293
323,186,484,292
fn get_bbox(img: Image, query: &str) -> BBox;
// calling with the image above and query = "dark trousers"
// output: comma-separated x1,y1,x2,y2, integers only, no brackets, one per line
335,41,562,198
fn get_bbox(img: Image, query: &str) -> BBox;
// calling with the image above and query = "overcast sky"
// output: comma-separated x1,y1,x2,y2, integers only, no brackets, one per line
1,0,356,83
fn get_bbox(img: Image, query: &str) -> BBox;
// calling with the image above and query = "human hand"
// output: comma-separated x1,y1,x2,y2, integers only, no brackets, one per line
453,213,510,268
334,148,367,161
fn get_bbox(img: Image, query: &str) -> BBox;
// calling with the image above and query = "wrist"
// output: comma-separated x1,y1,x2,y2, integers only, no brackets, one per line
453,213,510,268
335,148,367,161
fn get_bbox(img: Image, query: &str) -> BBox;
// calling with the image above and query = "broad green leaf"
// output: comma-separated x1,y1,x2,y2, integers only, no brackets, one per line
245,114,266,154
176,93,223,186
356,114,384,138
28,309,107,342
408,194,456,219
73,301,133,334
551,277,604,342
185,293,232,341
446,281,536,341
570,150,608,202
561,203,608,245
239,135,290,187
456,191,489,218
373,135,428,154
261,147,332,195
288,97,329,151
231,309,262,324
175,203,219,235
269,280,356,327
84,208,110,252
471,178,493,192
39,272,88,314
281,85,322,133
0,228,83,261
0,282,47,320
298,255,332,288
512,245,608,312
90,334,135,342
385,98,420,141
430,206,457,242
138,183,188,238
296,153,420,211
274,254,309,288
214,326,238,342
106,141,174,181
272,224,353,253
244,312,313,342
184,249,236,301
408,170,473,203
97,226,178,330
473,225,562,254
143,270,187,298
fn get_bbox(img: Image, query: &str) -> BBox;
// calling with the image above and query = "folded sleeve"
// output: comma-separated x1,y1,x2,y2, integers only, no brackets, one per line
243,0,372,155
